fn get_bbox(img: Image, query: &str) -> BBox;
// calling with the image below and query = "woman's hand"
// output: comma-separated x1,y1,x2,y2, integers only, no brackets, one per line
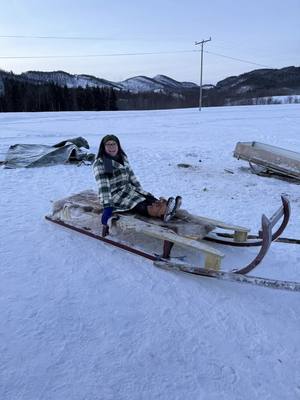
101,207,113,225
101,207,113,237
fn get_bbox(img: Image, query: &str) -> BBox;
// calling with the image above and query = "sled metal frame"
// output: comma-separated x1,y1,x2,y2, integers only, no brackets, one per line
45,191,297,291
153,260,300,292
45,207,272,275
45,215,158,261
45,213,300,292
45,213,225,271
159,211,273,275
205,195,290,248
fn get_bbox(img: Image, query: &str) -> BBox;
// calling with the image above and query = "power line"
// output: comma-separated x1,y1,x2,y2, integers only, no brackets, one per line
0,34,276,67
204,50,272,68
0,35,111,40
0,50,198,59
0,47,273,69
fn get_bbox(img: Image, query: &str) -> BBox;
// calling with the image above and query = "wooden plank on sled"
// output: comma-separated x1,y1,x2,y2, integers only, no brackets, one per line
52,190,249,242
206,195,291,247
114,214,224,270
175,209,250,242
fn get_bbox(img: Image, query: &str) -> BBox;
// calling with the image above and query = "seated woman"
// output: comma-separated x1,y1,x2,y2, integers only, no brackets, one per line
93,134,181,236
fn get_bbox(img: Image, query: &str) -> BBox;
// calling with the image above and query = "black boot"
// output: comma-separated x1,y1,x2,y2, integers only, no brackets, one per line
163,196,182,222
175,195,182,211
163,197,175,222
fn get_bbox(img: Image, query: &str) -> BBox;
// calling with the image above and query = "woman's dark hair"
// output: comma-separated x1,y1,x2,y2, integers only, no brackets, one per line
96,134,126,159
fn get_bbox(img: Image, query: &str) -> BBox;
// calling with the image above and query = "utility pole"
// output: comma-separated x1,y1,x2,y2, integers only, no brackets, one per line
195,37,211,111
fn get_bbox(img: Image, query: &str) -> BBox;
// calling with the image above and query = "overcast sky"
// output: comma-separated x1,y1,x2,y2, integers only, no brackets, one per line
1,0,299,84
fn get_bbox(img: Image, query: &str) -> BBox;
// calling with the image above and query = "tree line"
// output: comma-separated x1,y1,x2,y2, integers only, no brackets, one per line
117,89,199,110
0,75,200,112
2,76,295,111
1,66,299,112
0,78,117,112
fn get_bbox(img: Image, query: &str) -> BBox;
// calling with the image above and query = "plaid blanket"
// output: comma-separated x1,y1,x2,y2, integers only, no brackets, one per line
93,156,149,211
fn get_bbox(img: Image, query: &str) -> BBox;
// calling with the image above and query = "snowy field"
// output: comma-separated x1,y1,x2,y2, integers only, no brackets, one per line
1,104,300,399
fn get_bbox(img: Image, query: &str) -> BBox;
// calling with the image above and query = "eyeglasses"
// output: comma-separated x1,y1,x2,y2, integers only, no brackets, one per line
105,142,117,148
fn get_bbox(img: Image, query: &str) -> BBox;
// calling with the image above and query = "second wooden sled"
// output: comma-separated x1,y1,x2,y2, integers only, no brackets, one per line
233,141,300,182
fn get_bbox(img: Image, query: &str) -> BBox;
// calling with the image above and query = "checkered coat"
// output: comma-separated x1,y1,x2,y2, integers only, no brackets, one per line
93,156,149,212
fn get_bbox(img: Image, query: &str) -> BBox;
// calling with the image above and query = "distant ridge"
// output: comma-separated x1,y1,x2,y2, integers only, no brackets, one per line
2,70,198,94
23,70,122,90
0,70,200,112
215,66,300,94
203,66,300,106
0,66,299,109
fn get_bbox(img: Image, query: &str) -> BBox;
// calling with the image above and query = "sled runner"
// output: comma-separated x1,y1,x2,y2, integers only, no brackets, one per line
45,189,296,292
153,260,300,292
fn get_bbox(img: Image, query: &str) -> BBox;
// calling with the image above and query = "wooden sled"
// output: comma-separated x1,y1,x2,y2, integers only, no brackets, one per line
46,190,290,275
234,141,300,182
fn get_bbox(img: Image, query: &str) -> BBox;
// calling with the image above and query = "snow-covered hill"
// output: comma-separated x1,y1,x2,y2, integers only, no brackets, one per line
215,66,300,95
23,70,123,90
19,70,198,93
118,74,199,93
1,104,300,400
118,75,166,92
153,74,198,90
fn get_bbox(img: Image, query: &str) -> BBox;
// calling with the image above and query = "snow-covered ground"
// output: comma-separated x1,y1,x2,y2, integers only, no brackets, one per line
1,104,300,400
267,94,300,104
230,94,300,106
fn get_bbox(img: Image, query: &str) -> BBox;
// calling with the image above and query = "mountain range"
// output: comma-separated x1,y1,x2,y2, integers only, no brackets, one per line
0,66,299,109
204,66,300,106
216,66,300,94
0,70,199,94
